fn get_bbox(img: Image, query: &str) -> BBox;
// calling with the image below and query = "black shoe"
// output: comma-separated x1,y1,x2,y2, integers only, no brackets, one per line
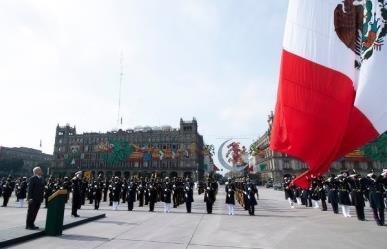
72,214,80,218
26,225,39,230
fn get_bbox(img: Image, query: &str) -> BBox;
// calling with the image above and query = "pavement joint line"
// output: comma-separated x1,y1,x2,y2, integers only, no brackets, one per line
188,243,264,249
185,214,205,249
114,238,186,245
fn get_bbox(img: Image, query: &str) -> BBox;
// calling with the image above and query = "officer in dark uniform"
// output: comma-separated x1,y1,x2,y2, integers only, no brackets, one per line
338,172,352,217
184,177,194,213
147,179,157,212
62,176,71,203
245,178,258,216
326,174,339,214
103,178,109,202
204,178,216,214
121,178,128,204
87,179,94,204
163,177,173,213
17,177,28,208
93,175,103,210
111,177,122,210
137,177,145,207
127,177,137,211
225,179,236,215
0,177,4,199
284,175,295,208
349,172,366,221
144,177,150,206
1,178,13,207
71,171,82,217
317,176,327,211
367,171,385,226
310,176,321,209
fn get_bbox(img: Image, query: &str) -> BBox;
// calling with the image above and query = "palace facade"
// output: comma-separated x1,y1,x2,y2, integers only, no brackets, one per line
52,119,205,179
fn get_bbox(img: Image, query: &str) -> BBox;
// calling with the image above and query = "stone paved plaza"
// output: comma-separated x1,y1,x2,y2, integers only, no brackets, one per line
0,187,386,249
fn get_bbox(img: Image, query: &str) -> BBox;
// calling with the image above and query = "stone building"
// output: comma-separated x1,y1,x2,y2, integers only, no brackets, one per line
52,118,205,179
0,146,53,176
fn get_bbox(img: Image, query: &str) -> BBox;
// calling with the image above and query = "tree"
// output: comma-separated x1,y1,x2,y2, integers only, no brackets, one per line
0,158,24,175
361,132,387,163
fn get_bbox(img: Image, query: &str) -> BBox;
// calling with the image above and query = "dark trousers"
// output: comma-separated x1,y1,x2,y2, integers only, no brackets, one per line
128,201,134,211
94,200,100,210
26,200,41,228
308,197,312,207
244,196,249,210
173,194,178,208
149,201,155,212
331,201,339,214
355,205,365,221
321,199,327,211
372,208,385,226
2,196,10,207
186,202,192,213
72,200,80,216
249,204,255,215
138,195,144,207
103,191,107,202
206,202,213,214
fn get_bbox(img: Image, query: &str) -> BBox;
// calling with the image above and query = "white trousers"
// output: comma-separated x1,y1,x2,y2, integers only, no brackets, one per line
296,197,302,205
112,201,119,211
227,204,235,215
341,205,351,217
288,198,294,208
312,200,320,209
19,199,25,208
164,203,172,213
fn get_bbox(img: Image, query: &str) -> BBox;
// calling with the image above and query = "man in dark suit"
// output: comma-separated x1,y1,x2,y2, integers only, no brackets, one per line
26,167,45,230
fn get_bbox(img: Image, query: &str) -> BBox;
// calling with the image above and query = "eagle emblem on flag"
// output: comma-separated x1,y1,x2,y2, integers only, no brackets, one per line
334,0,387,69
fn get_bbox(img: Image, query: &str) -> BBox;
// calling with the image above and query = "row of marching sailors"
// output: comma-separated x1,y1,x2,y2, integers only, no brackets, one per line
228,177,259,216
284,169,387,226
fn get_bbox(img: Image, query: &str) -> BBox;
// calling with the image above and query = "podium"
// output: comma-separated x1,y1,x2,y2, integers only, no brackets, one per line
45,189,68,236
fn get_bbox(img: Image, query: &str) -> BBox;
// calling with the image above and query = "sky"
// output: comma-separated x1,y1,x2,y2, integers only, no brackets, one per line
0,0,289,169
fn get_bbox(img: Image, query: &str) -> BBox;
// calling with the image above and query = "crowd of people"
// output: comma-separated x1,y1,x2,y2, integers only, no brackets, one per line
4,167,384,230
1,169,263,225
283,169,387,226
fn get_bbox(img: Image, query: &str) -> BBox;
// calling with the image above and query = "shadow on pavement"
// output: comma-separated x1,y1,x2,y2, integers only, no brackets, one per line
60,234,110,242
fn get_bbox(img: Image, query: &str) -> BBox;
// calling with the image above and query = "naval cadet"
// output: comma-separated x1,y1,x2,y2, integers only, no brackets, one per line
163,177,173,213
367,171,386,226
245,178,258,216
127,177,137,211
1,178,13,207
204,178,216,214
225,179,236,215
184,177,194,213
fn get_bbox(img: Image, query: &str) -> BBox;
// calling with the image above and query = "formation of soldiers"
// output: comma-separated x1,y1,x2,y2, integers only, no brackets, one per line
0,176,27,208
230,177,259,216
1,173,224,215
2,173,264,217
283,169,387,226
